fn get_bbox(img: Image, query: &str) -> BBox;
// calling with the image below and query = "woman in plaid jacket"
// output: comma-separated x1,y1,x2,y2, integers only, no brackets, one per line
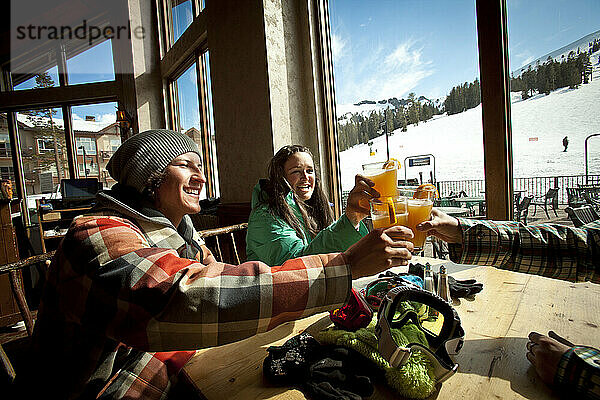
20,129,414,399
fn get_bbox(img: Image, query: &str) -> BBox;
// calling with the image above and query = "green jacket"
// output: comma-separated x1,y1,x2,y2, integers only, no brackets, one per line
246,181,368,266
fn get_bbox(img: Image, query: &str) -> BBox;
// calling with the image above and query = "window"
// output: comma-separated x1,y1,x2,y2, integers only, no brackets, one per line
66,39,115,85
37,138,56,153
0,166,14,180
329,1,483,209
203,51,219,195
70,102,118,182
0,134,11,157
76,137,97,155
506,1,600,220
13,66,59,91
78,162,99,176
110,139,121,152
169,0,194,43
172,62,207,199
17,107,70,219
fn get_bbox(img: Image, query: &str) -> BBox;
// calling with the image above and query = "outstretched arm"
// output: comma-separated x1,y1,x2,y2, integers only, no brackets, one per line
417,209,600,283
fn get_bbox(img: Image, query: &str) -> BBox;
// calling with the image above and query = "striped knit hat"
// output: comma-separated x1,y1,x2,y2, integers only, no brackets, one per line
107,129,200,193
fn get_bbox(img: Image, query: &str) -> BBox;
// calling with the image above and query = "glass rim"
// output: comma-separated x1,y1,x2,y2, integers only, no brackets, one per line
369,195,408,204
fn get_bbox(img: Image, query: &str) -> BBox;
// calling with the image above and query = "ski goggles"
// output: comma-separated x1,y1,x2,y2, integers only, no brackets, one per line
375,281,464,383
361,275,424,311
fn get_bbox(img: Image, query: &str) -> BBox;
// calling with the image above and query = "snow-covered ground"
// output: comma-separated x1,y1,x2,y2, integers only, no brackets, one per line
339,52,600,190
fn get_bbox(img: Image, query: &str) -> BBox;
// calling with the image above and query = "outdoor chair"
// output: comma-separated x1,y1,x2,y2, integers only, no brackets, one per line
566,187,587,208
583,191,600,210
515,195,534,224
565,205,600,228
531,188,559,218
199,223,248,264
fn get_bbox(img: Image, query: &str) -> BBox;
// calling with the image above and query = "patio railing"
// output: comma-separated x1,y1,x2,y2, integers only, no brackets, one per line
437,174,600,204
340,174,600,210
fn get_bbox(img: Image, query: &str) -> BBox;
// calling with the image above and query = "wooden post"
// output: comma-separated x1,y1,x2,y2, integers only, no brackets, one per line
476,0,513,220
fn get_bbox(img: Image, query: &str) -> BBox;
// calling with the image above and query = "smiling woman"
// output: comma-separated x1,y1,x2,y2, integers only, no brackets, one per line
21,129,415,400
246,144,383,266
155,153,206,226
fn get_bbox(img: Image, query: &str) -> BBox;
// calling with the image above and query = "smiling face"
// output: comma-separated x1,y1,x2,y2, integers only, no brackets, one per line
155,152,205,226
283,152,315,201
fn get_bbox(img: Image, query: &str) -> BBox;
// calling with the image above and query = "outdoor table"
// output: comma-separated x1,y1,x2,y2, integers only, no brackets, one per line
181,256,599,399
454,196,486,215
435,206,471,217
454,196,485,204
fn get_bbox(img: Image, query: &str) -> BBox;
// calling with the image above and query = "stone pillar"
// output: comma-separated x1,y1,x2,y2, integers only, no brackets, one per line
127,0,165,132
206,0,326,203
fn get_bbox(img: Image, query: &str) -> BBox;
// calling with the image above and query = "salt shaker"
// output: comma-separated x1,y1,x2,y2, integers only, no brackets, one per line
437,265,451,302
424,263,435,293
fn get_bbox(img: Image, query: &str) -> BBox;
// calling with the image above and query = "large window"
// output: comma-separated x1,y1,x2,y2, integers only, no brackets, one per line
329,1,483,207
171,60,217,199
71,102,118,182
17,107,70,215
507,1,600,221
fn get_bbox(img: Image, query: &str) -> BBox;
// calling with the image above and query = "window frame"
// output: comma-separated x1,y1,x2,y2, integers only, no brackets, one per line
160,5,218,199
36,137,56,153
157,0,202,54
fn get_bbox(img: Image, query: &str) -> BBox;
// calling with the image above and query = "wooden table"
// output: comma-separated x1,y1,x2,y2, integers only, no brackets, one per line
182,258,599,399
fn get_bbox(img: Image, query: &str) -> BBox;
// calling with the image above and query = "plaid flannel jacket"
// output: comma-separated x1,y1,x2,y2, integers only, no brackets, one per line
27,189,351,399
449,218,600,398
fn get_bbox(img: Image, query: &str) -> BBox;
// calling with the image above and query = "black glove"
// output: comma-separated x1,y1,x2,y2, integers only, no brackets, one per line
263,332,320,384
304,346,382,400
407,263,484,299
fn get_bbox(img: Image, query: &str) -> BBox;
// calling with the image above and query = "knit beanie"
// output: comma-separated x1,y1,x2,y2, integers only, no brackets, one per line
107,129,201,193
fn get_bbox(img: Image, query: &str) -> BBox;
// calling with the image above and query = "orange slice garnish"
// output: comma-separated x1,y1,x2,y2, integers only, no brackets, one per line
382,158,401,170
386,198,397,225
414,183,439,199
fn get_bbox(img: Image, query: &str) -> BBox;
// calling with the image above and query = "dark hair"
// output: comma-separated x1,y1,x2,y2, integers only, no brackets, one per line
261,145,333,239
142,170,167,202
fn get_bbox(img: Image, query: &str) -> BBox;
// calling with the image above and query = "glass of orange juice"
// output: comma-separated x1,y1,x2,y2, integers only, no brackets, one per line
397,185,437,253
369,196,408,229
362,161,398,197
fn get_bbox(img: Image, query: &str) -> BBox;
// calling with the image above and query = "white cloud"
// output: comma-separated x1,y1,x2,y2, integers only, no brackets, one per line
331,33,347,61
336,39,434,103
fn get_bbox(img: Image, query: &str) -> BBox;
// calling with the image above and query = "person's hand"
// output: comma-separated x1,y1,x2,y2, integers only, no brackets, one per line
342,226,414,279
344,174,379,227
526,331,571,385
415,208,462,244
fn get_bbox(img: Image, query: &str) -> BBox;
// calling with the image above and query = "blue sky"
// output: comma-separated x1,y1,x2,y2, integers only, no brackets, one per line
329,0,600,104
12,1,600,124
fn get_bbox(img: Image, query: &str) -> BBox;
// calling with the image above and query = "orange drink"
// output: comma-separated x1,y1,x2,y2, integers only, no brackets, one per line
397,184,438,253
370,196,408,229
362,160,399,197
407,198,433,251
367,168,397,197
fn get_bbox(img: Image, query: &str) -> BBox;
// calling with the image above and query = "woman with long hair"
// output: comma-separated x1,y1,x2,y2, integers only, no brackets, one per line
246,144,378,266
